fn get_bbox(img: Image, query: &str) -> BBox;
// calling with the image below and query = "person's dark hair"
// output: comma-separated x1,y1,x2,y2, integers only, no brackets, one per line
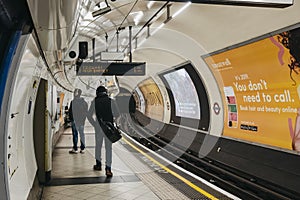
96,86,107,95
74,88,82,96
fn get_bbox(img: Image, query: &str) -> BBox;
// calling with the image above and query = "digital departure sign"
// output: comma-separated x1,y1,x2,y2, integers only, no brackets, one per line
77,62,146,76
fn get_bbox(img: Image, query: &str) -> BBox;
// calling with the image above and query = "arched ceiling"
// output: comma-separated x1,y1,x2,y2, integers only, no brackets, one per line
76,0,172,56
65,0,186,94
26,0,297,94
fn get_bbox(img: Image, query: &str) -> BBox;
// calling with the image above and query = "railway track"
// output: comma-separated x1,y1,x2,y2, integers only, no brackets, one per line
117,114,297,200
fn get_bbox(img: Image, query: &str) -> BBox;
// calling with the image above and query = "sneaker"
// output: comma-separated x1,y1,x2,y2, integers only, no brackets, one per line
69,149,78,154
105,169,113,177
93,165,102,171
80,149,85,154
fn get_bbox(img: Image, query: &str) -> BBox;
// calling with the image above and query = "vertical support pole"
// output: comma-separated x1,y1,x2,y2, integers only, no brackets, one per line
135,37,138,49
92,38,95,62
116,30,119,52
129,26,132,62
167,4,171,19
105,33,108,52
147,24,150,38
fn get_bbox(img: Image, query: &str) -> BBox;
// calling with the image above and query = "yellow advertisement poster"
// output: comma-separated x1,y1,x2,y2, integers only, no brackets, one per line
138,78,164,121
203,27,300,151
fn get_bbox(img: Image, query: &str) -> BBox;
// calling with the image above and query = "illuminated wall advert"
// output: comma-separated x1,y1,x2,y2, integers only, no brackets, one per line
138,78,164,121
203,26,300,151
163,68,201,120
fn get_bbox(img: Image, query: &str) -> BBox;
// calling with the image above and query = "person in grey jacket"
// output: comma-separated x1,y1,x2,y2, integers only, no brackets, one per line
69,88,88,154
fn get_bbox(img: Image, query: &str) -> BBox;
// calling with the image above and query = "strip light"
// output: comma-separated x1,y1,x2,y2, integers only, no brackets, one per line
152,2,191,35
172,2,191,18
136,2,191,48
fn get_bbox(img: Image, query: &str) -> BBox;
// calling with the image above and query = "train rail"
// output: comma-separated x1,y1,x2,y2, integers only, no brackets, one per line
118,113,297,200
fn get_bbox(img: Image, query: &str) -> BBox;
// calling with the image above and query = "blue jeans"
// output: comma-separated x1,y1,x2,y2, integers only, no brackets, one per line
71,121,85,151
95,124,112,168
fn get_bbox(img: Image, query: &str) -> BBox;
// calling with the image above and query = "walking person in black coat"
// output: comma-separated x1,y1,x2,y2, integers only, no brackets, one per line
87,86,117,177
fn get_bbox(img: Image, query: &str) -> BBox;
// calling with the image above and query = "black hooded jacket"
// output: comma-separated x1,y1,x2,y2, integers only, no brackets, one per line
95,92,114,123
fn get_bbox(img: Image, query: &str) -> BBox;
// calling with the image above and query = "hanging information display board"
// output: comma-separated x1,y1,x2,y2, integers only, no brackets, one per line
77,62,146,76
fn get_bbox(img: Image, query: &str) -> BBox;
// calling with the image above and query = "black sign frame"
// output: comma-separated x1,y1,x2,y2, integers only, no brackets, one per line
77,62,146,76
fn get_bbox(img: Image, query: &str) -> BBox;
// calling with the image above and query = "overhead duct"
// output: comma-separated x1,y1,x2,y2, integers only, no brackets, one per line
27,0,82,51
26,0,88,91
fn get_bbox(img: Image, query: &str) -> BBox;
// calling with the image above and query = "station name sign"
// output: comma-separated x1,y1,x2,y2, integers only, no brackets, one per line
77,62,146,76
155,0,293,7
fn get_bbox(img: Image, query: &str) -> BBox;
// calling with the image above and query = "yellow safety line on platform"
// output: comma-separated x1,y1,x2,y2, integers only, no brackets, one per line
123,138,219,200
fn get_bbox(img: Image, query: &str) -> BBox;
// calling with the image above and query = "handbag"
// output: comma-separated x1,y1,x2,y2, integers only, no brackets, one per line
99,119,122,143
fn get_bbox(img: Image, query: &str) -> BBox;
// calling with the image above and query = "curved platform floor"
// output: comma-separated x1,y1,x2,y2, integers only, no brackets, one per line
41,125,237,200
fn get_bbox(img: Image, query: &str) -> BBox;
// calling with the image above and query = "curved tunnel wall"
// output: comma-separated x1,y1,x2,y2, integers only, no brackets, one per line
133,28,224,137
1,1,300,199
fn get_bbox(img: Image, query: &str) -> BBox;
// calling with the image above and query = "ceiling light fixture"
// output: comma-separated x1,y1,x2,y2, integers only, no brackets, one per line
172,1,191,18
92,0,111,18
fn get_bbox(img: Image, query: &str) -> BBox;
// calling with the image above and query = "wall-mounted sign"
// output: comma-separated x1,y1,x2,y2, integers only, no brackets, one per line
77,62,146,76
202,24,300,151
213,102,220,115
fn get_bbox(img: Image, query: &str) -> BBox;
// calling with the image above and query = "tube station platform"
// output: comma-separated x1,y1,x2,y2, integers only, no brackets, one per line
41,125,239,200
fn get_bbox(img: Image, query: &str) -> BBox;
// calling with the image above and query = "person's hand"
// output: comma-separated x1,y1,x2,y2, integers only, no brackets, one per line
92,121,98,127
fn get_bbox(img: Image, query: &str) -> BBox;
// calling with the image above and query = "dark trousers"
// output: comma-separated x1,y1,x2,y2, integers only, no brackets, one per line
71,121,85,151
